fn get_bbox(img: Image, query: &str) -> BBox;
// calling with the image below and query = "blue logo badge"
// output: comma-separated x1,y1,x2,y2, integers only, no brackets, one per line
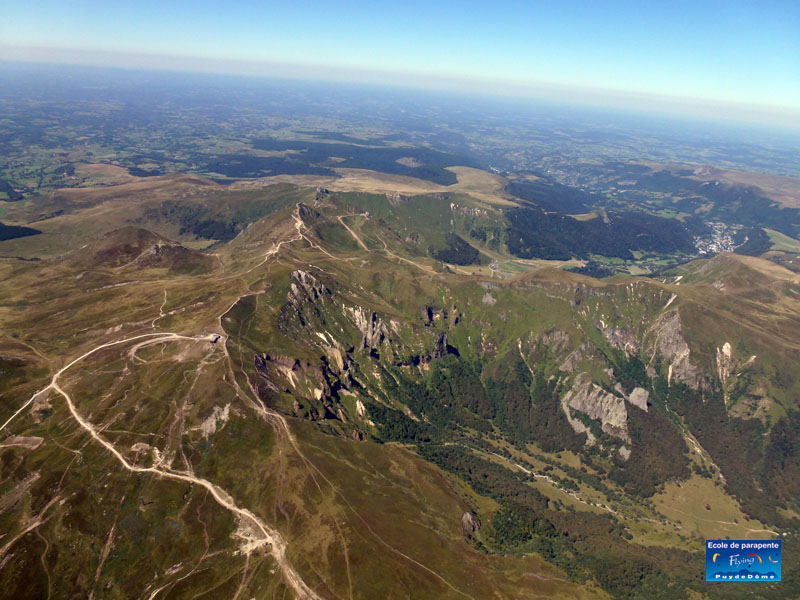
706,540,781,581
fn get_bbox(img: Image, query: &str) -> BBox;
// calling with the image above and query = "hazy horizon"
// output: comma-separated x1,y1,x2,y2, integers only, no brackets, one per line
3,0,799,129
3,45,800,133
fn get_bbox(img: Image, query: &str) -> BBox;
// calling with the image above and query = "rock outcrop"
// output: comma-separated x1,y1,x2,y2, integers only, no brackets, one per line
563,373,630,443
420,305,461,327
627,387,649,412
290,269,329,303
460,512,481,540
254,352,346,421
386,193,411,206
716,342,733,387
344,306,390,354
714,341,757,405
600,323,640,356
648,311,700,386
297,202,321,222
559,346,586,373
450,202,488,217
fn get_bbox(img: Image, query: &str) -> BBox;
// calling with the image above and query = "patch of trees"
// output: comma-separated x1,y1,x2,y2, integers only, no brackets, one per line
566,261,615,278
294,130,389,144
655,377,779,522
733,227,772,256
644,371,800,531
427,355,495,419
420,443,698,599
609,352,648,393
627,170,800,239
469,228,486,242
429,233,480,265
485,356,533,443
181,219,237,241
373,351,584,449
366,346,797,594
420,445,550,509
505,207,695,260
374,351,583,448
611,405,690,497
0,222,41,241
378,365,451,433
506,180,596,213
0,179,24,201
252,138,478,185
366,403,430,443
128,166,164,177
54,164,75,177
530,373,588,453
469,226,502,250
362,350,778,597
762,411,800,510
372,358,495,442
701,181,800,239
629,170,698,195
201,154,336,178
486,354,586,452
491,501,560,557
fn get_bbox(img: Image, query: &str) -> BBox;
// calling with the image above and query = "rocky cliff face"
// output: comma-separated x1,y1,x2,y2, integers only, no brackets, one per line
460,512,481,541
647,310,701,386
297,202,321,222
600,324,641,356
714,341,758,405
343,305,390,355
716,342,734,386
266,263,775,473
627,387,649,412
260,270,459,427
559,370,653,461
289,269,329,303
564,373,631,444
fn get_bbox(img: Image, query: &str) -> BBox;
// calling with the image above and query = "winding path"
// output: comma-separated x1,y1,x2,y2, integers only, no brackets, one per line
659,504,779,537
1,332,322,600
0,204,477,599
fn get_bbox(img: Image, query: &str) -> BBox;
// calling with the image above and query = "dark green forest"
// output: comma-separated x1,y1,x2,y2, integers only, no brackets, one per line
505,207,696,260
0,222,41,242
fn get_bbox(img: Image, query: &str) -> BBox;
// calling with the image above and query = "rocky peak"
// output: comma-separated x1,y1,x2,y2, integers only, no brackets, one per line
289,270,330,303
344,305,390,354
297,202,321,222
254,352,350,422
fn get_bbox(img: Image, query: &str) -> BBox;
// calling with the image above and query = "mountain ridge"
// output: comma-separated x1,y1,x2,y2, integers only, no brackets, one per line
1,175,799,599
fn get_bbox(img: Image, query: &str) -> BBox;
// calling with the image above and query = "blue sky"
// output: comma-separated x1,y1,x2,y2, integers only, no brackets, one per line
3,0,799,116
